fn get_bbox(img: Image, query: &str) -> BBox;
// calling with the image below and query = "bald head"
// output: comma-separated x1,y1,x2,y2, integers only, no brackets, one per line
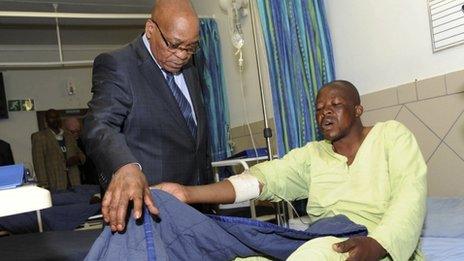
152,0,199,30
318,80,360,106
64,117,80,131
63,117,81,139
145,0,199,73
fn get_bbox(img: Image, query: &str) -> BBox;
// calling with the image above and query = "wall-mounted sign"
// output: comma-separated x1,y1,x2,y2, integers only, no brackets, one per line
8,99,35,111
22,99,35,111
8,100,21,111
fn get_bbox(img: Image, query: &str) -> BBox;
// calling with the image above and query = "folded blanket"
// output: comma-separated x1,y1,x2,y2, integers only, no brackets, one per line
85,190,367,260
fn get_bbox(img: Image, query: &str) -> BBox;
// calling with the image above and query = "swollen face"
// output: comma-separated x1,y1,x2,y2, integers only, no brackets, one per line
315,87,356,142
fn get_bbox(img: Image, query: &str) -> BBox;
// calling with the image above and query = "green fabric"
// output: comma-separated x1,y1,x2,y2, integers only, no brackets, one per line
250,121,427,260
197,18,231,161
256,0,335,156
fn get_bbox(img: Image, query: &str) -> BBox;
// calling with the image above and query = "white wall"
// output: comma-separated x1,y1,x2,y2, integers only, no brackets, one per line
325,0,464,95
0,44,125,166
191,0,274,128
0,64,94,167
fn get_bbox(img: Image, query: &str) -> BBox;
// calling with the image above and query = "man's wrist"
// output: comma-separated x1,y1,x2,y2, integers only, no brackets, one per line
367,236,388,259
113,163,143,179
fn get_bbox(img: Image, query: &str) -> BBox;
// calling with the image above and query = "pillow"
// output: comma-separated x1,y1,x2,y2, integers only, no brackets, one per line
421,197,464,238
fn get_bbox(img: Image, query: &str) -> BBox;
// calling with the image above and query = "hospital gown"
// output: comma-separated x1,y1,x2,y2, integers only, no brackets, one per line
250,120,427,260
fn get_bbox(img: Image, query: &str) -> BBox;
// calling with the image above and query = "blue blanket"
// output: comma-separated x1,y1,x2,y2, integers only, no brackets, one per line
85,190,367,260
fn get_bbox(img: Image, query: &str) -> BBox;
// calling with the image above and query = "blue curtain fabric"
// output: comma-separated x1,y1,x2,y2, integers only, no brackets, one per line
257,0,335,156
197,18,231,161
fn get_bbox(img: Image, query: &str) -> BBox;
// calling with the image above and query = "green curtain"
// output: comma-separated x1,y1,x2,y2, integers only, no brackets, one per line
257,0,335,156
197,18,231,161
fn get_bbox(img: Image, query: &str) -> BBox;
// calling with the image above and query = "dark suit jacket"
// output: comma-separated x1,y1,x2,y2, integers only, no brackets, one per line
0,139,14,166
82,36,212,188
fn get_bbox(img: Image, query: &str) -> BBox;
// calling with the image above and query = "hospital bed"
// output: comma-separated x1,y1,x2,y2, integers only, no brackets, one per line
0,196,461,260
0,185,101,234
288,197,464,260
419,197,464,261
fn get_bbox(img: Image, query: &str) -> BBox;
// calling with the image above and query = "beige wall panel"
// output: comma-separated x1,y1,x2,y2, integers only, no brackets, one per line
396,108,441,161
427,144,464,197
361,105,402,126
230,125,256,139
397,82,417,104
361,88,398,111
406,93,464,139
416,75,446,100
230,119,275,139
444,112,464,158
445,69,464,95
231,134,276,156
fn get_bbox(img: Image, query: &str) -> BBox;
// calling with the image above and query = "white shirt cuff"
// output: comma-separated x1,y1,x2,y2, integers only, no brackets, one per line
131,163,142,171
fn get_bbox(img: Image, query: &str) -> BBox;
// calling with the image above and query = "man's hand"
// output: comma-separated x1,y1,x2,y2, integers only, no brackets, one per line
66,155,81,167
154,182,189,203
102,164,159,232
332,236,387,261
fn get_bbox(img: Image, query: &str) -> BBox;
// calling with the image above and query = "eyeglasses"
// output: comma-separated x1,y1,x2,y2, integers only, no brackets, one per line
151,19,200,55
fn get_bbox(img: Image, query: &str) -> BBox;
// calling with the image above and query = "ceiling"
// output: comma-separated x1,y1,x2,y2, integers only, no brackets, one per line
0,0,154,25
0,0,156,45
0,0,154,12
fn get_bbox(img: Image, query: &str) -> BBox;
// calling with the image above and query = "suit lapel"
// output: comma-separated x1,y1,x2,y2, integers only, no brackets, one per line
133,37,193,141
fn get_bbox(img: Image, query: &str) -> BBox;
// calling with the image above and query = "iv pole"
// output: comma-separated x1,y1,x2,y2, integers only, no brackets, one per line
247,0,289,226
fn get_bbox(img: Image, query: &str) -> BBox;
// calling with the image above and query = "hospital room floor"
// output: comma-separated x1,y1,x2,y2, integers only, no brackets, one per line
0,229,101,261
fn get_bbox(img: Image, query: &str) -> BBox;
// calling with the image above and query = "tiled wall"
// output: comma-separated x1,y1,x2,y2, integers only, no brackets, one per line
361,69,464,197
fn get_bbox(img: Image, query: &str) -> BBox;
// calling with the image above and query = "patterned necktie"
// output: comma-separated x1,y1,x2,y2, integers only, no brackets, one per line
164,72,197,139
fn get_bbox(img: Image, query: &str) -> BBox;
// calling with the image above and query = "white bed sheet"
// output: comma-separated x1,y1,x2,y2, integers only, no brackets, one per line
421,237,464,261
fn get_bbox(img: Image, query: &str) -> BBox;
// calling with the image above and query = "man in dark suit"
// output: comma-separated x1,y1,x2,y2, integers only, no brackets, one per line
0,139,14,166
82,0,212,232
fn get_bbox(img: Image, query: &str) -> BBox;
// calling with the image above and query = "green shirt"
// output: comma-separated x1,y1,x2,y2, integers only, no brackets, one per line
250,120,427,260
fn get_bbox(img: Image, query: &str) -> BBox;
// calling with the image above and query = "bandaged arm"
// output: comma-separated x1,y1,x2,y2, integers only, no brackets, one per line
181,174,262,204
227,171,261,203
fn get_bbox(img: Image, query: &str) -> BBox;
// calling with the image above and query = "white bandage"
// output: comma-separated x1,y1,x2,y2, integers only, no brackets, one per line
227,171,260,203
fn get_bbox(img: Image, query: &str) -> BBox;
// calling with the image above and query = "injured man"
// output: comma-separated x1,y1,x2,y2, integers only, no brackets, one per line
86,80,427,260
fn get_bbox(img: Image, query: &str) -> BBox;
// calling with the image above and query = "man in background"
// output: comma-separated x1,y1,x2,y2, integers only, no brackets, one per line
82,0,212,232
32,109,85,191
0,139,14,166
63,117,98,185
